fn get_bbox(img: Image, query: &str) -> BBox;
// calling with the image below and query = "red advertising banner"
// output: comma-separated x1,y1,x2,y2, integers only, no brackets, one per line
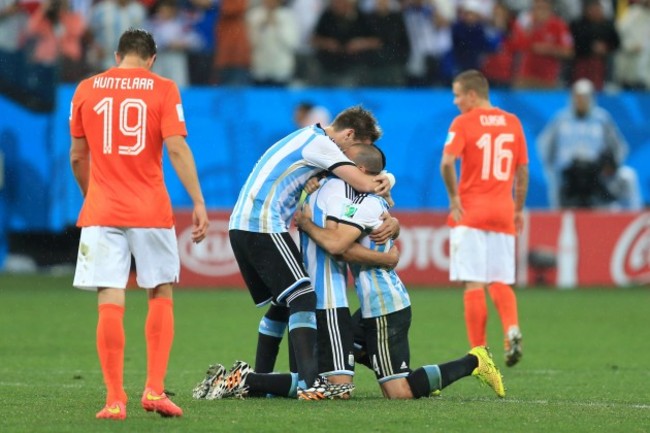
175,210,650,288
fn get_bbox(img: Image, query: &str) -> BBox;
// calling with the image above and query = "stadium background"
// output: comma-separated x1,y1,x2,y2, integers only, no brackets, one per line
1,86,649,288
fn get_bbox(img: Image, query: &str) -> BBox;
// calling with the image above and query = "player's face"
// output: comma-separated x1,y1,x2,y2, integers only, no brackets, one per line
452,82,472,113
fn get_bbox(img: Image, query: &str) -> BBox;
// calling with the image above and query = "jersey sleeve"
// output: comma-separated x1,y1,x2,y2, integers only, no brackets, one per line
443,116,466,156
160,81,188,139
69,81,87,138
338,196,384,232
302,135,356,171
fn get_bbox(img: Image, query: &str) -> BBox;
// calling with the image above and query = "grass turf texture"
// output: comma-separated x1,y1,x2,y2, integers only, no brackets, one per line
0,274,649,433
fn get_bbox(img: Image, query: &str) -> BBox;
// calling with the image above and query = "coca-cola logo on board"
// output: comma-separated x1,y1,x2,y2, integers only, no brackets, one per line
178,220,240,276
610,213,650,285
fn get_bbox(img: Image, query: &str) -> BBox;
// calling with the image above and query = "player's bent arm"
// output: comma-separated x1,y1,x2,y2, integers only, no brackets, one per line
70,136,90,197
340,243,399,269
298,218,362,256
331,164,391,196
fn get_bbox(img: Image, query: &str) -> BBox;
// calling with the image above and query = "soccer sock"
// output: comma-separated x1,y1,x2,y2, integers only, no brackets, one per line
97,303,127,404
255,305,289,373
438,354,478,388
464,288,488,347
488,282,520,334
406,365,441,398
246,372,299,398
286,285,318,387
144,297,174,394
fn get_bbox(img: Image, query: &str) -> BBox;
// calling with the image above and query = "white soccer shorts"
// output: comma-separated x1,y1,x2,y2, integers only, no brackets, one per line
449,226,515,284
73,226,180,291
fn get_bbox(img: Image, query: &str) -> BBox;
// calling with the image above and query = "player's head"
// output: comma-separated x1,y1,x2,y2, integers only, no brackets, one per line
452,69,490,113
345,144,385,175
116,28,157,68
571,78,594,117
329,106,383,151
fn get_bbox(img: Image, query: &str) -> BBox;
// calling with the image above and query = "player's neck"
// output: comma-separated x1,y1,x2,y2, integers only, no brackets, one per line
117,55,152,70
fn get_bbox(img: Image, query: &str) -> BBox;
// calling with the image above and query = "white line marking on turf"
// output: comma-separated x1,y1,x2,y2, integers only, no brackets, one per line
501,398,650,410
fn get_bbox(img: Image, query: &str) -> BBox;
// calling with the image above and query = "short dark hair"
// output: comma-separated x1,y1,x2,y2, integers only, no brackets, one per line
454,69,490,99
331,106,382,143
348,144,385,175
117,28,157,60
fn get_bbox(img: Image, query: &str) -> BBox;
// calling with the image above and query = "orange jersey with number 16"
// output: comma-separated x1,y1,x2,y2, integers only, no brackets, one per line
70,67,187,228
443,107,528,235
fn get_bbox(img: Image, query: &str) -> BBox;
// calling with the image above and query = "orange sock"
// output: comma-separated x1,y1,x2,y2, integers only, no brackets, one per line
97,303,127,405
145,298,174,394
463,288,487,347
488,282,519,334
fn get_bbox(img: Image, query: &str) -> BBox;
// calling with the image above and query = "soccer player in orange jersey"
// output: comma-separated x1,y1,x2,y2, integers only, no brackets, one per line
440,69,529,367
69,28,209,420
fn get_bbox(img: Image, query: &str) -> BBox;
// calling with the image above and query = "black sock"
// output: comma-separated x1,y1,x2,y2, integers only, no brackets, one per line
406,367,435,399
439,354,478,388
246,372,297,397
287,286,318,386
254,305,289,373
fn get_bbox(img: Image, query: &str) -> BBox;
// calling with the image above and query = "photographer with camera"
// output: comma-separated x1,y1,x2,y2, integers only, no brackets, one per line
537,78,632,209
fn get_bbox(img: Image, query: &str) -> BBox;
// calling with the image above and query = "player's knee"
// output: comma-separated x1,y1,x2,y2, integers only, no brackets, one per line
285,284,315,313
265,303,290,322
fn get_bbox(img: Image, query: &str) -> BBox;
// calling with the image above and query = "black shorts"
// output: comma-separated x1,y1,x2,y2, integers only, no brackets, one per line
316,308,355,377
353,307,412,382
229,230,310,306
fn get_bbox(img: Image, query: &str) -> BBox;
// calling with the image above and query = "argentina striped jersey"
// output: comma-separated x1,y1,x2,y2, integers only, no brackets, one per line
300,177,358,309
341,194,411,319
229,125,355,233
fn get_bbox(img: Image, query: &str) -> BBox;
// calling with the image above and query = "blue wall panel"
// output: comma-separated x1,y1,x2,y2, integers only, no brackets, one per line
2,86,648,232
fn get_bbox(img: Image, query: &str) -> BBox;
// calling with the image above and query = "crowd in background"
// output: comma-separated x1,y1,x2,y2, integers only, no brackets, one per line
0,0,649,111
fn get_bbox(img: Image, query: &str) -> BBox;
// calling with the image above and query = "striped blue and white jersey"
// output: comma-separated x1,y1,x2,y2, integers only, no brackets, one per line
229,125,355,233
301,177,358,309
339,194,411,319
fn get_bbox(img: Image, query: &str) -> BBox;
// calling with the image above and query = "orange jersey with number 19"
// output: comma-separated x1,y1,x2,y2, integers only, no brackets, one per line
70,67,187,228
443,107,528,235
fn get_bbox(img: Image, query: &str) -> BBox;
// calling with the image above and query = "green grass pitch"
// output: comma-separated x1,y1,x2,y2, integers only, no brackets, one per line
1,274,649,433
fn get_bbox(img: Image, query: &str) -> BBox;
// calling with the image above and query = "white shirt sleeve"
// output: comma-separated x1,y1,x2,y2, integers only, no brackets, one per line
302,135,355,171
338,196,385,232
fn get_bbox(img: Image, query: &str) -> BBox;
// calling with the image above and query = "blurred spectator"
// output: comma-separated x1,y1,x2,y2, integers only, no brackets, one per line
23,0,87,110
363,0,410,86
87,0,146,72
613,0,650,90
214,0,250,85
569,0,620,90
247,0,299,86
312,0,380,87
402,0,454,87
450,0,501,76
596,149,643,211
481,1,517,88
290,0,325,85
293,100,331,127
147,0,202,87
510,0,574,89
183,0,219,85
537,78,629,209
0,0,28,98
554,0,614,23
